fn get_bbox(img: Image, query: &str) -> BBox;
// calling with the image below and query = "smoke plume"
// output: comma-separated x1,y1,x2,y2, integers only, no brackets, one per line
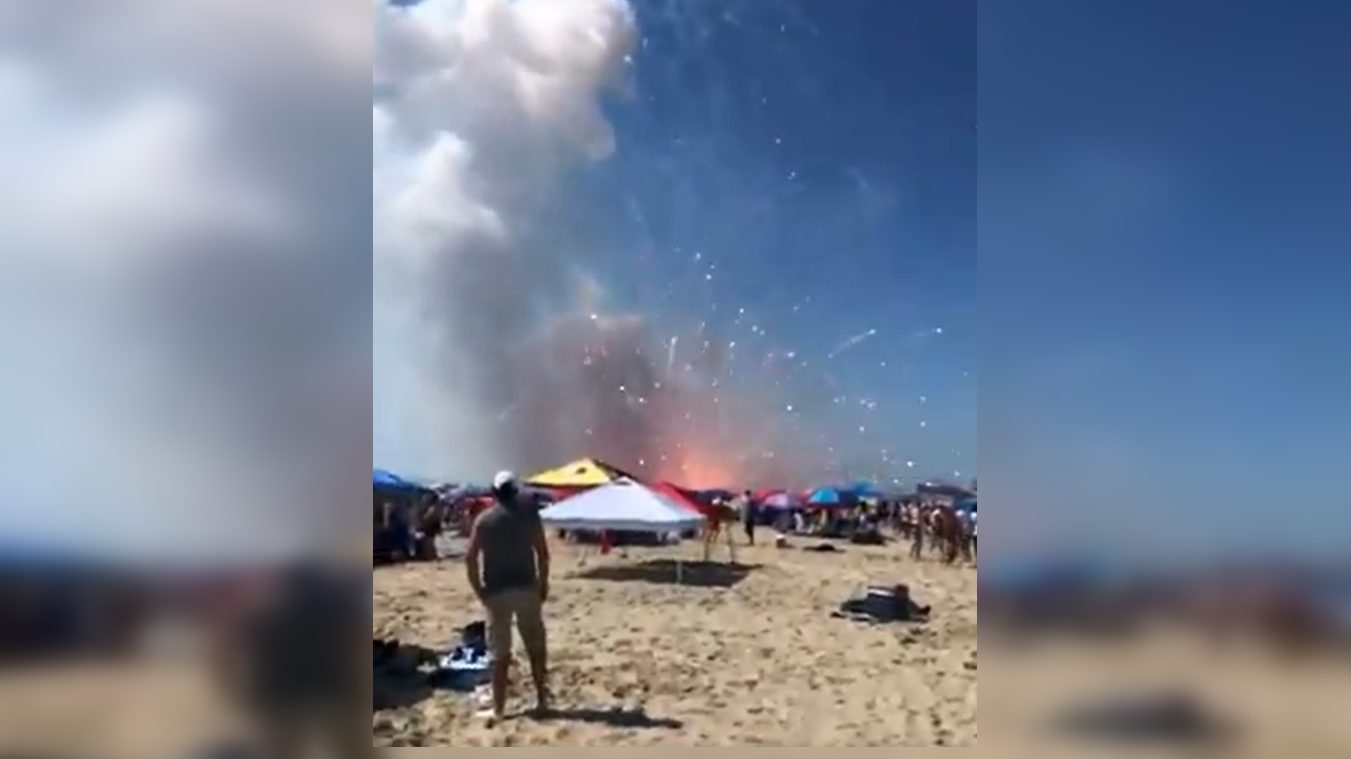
374,0,855,488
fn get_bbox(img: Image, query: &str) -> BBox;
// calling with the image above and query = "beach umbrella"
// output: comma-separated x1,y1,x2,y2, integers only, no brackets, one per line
807,487,855,508
761,491,805,510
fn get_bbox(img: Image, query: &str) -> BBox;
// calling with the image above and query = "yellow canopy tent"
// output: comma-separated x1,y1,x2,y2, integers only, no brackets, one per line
525,457,639,489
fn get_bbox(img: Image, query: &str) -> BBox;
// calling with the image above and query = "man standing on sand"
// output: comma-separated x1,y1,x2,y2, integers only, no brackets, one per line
466,471,551,721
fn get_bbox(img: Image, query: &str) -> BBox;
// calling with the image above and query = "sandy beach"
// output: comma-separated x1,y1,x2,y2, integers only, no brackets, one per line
373,534,978,747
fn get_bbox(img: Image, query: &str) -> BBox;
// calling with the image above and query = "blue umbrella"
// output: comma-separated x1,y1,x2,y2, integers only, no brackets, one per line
807,487,856,508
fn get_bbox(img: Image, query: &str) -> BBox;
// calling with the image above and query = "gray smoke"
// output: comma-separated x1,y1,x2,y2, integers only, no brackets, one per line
374,0,645,481
0,0,371,564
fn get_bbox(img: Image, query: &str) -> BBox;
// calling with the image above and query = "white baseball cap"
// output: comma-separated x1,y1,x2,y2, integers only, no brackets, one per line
492,470,517,490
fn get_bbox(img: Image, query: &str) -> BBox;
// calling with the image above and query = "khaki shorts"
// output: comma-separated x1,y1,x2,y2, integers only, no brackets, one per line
484,587,546,661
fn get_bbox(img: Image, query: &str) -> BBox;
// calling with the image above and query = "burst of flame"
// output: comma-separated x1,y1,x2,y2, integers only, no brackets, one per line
653,440,736,488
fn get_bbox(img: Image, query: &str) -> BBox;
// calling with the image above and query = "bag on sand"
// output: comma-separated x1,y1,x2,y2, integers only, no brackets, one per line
460,620,486,648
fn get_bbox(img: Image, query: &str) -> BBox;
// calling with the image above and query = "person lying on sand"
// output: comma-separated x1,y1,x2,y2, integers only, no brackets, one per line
466,470,551,721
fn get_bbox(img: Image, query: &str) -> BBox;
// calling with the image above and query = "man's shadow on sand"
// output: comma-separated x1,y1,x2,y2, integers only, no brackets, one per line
575,559,758,589
513,706,683,729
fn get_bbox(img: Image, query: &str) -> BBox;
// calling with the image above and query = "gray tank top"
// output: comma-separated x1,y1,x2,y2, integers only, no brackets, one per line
476,498,541,595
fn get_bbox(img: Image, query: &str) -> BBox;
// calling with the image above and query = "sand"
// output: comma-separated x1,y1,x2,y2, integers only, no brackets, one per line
0,659,239,759
985,628,1351,759
373,534,977,747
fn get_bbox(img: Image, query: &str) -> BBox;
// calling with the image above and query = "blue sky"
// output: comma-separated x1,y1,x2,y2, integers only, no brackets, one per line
980,0,1351,559
565,0,976,485
379,0,1349,554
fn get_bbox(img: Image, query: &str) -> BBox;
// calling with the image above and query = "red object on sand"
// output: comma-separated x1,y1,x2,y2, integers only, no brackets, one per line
600,530,613,555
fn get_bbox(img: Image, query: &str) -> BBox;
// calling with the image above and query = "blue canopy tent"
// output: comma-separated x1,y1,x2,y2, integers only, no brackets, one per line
850,481,901,503
373,468,429,494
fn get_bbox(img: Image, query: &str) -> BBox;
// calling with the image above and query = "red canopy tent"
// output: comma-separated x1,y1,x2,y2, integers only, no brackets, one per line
649,481,706,517
651,481,739,562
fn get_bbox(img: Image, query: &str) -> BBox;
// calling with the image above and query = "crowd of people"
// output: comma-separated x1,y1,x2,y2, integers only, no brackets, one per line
703,492,977,565
373,493,452,564
375,482,976,568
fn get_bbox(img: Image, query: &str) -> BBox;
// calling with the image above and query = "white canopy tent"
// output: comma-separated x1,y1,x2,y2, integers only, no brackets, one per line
540,479,705,581
540,479,704,533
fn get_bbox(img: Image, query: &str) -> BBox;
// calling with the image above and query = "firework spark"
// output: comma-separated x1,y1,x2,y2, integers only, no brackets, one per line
828,327,878,358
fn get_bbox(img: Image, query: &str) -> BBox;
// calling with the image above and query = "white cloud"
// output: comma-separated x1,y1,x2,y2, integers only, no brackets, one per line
0,1,371,566
373,0,638,480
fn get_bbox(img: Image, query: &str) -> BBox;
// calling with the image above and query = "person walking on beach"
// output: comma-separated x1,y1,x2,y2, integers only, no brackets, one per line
466,471,551,720
955,507,974,563
969,510,977,560
738,490,758,546
908,503,925,560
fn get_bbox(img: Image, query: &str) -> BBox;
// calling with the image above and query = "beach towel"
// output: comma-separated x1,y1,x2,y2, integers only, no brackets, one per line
447,620,488,665
438,645,490,672
433,645,491,690
427,619,492,690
